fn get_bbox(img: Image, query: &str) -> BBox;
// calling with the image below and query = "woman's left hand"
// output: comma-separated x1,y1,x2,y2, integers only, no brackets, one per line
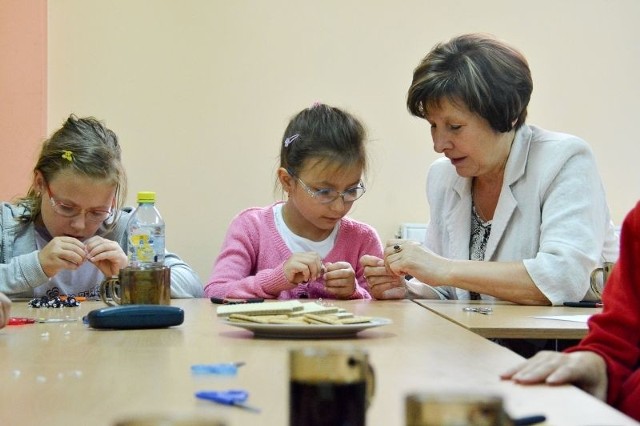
84,236,128,277
322,261,356,299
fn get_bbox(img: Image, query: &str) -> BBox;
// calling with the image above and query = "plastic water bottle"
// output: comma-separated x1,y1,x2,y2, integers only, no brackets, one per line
127,191,165,267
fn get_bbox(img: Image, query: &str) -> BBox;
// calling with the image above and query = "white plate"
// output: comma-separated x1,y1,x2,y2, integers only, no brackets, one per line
221,317,392,339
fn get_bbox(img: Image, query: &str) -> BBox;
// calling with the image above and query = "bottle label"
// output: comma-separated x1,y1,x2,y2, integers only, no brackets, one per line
129,234,156,263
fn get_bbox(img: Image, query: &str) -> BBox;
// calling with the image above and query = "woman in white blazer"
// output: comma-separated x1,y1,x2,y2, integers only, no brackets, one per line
362,33,619,306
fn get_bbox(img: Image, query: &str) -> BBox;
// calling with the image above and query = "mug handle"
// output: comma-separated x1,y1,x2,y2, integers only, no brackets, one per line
590,262,615,300
589,268,604,300
365,361,376,409
100,275,122,306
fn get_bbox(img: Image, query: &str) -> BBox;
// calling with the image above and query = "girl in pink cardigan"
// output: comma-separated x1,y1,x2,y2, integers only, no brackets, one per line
204,103,383,300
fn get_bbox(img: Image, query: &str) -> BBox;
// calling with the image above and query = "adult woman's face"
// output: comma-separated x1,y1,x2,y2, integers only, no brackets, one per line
425,98,515,179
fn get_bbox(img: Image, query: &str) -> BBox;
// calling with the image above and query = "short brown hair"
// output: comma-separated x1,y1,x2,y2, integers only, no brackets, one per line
407,33,533,132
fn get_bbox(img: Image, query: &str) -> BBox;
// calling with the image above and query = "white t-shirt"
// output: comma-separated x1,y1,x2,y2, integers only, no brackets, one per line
273,203,338,258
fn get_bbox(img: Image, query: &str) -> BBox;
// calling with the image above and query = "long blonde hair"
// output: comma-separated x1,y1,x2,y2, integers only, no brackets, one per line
16,115,127,230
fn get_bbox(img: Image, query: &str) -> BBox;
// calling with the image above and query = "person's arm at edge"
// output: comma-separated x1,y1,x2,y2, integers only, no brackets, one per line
564,202,640,412
502,201,640,410
0,210,49,296
0,291,12,328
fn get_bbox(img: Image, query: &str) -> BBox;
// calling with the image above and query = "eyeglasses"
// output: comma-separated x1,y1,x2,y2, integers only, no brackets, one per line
288,170,366,204
44,181,113,223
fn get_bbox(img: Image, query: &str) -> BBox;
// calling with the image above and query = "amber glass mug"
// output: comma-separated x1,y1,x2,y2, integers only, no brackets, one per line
289,347,375,426
405,393,508,426
100,266,171,306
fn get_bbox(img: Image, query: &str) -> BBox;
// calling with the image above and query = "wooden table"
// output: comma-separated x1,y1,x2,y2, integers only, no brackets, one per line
0,299,634,426
413,299,601,340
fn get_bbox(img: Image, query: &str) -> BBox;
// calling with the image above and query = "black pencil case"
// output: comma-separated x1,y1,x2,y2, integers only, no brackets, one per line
86,305,184,329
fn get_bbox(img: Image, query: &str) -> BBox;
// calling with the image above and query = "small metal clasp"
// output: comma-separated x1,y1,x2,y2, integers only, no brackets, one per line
462,307,493,315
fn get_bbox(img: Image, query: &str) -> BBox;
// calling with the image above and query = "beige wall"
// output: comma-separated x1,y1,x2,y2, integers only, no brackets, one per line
39,1,640,282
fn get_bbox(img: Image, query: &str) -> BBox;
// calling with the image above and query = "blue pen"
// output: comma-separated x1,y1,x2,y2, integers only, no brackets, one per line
191,362,245,375
195,389,261,413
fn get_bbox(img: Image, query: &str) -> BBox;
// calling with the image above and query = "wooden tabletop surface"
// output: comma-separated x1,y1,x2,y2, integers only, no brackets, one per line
413,299,602,340
0,298,633,426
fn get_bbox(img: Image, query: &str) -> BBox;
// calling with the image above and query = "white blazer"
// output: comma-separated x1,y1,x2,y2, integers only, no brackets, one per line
413,124,619,305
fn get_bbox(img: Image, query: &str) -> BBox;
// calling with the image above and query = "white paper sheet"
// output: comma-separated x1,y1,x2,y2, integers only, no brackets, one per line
532,315,591,323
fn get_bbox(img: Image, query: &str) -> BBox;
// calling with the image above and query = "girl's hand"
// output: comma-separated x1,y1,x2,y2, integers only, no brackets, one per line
38,236,88,277
284,252,324,285
323,261,356,299
360,255,406,299
84,236,128,277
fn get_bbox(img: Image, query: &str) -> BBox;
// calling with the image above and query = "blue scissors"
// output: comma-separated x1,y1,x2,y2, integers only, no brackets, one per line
195,390,260,413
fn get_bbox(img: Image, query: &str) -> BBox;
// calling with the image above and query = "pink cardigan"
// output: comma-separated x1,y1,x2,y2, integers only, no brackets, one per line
204,203,383,299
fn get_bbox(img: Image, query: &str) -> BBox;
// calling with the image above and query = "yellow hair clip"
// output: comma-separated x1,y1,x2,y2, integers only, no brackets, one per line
61,150,73,162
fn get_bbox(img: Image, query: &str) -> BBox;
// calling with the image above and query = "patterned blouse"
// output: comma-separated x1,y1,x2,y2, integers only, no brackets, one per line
469,205,492,299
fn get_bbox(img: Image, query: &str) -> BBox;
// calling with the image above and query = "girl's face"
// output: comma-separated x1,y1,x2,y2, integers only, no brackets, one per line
425,98,515,179
280,159,364,241
35,169,117,240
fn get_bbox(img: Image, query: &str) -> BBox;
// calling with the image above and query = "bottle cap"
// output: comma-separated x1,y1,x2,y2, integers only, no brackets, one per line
137,191,156,203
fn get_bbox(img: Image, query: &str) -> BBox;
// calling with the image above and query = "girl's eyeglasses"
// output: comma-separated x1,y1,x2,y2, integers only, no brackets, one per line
45,181,113,223
287,170,366,204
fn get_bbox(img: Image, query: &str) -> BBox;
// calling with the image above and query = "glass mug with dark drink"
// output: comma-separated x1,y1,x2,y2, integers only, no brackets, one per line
289,347,375,426
100,266,171,306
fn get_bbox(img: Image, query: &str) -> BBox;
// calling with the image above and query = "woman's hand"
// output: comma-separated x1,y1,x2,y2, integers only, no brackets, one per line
500,350,608,401
360,254,406,299
38,236,88,277
284,252,324,285
85,236,128,277
323,261,356,299
0,292,12,329
384,240,451,286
